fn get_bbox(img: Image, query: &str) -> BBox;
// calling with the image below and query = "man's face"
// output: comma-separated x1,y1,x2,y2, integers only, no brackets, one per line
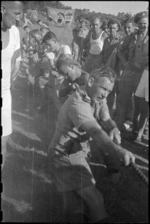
109,23,119,36
92,18,101,32
46,39,57,52
86,76,114,104
2,2,23,29
124,22,134,35
61,64,81,81
137,18,148,33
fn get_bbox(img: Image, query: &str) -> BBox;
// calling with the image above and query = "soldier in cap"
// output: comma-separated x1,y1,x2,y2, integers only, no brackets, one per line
117,18,136,130
48,65,135,223
101,18,123,116
115,11,149,133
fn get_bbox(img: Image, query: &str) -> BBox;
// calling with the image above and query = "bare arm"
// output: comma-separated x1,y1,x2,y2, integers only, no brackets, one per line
80,120,135,166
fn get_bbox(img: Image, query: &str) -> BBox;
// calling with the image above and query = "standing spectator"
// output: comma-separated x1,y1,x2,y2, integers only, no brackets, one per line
101,18,123,115
132,67,149,142
115,11,149,131
82,17,107,73
1,1,23,167
117,18,136,130
72,18,89,63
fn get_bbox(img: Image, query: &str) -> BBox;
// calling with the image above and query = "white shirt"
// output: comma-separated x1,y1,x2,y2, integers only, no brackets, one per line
2,25,20,94
89,31,104,55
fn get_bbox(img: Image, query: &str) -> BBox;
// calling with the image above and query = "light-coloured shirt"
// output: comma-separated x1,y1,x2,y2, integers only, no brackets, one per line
2,25,20,95
135,68,149,102
89,31,105,55
50,87,110,155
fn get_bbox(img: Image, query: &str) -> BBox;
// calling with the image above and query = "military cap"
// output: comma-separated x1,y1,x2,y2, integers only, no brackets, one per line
108,18,121,30
134,11,148,23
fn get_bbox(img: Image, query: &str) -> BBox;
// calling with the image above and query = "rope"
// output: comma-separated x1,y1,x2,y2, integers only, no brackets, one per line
130,162,148,187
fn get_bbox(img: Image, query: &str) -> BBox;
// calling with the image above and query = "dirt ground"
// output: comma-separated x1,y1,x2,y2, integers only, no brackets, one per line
1,76,149,223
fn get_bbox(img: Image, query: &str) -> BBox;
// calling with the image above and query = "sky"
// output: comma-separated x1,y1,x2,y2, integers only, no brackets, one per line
62,1,148,16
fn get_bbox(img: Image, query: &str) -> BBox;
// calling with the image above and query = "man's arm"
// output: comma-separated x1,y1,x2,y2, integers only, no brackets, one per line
11,49,21,81
80,120,135,166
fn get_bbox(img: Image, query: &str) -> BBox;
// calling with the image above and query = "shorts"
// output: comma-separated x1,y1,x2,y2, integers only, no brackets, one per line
49,148,96,192
1,90,12,136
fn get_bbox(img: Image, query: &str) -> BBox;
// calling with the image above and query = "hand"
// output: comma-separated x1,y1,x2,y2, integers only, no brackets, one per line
117,146,135,166
72,83,79,90
109,127,121,145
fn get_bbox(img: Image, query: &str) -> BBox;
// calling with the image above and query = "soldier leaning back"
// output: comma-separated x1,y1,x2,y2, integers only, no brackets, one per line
48,66,135,223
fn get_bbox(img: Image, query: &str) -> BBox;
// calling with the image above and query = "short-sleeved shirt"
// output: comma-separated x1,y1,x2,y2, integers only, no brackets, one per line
49,87,110,192
50,87,110,154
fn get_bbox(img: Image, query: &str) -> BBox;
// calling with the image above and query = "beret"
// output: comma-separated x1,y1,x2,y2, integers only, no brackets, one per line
134,11,148,23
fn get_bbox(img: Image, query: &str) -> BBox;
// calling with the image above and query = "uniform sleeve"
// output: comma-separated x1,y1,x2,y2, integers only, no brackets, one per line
68,100,97,129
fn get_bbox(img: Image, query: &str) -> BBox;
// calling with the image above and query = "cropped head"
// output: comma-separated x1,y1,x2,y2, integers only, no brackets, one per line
123,18,135,35
1,1,24,30
56,54,82,81
42,31,58,52
85,66,116,104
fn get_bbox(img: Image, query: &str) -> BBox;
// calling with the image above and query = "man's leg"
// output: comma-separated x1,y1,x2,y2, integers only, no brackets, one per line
115,78,133,130
136,98,149,140
62,191,88,223
76,185,108,222
132,96,140,133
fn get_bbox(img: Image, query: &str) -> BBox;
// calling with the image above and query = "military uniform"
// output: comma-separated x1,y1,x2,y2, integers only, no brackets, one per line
101,33,123,114
115,19,149,129
48,85,116,192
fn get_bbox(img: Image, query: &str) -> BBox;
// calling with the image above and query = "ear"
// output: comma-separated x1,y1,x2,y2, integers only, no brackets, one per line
87,76,94,87
1,5,6,14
